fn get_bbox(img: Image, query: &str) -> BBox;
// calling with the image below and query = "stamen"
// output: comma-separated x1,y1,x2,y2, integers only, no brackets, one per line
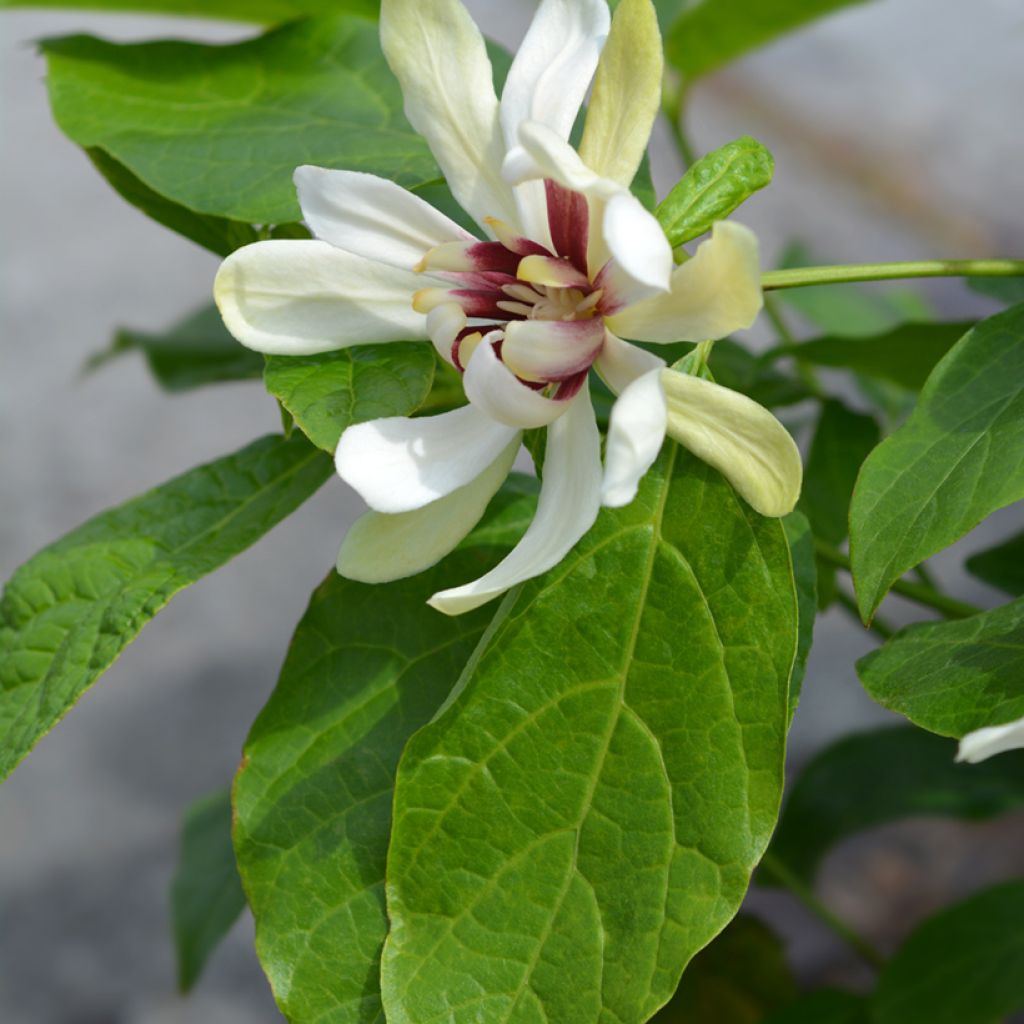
501,283,541,304
517,254,590,290
496,300,534,317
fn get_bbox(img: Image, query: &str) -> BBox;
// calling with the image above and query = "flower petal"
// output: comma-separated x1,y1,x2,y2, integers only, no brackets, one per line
463,338,570,428
214,240,426,355
429,384,602,614
579,0,663,187
594,330,665,394
502,317,605,382
661,368,802,517
336,437,520,583
956,716,1024,764
335,404,519,514
294,166,472,270
380,0,517,230
426,303,466,366
607,221,763,342
602,368,667,507
595,190,675,307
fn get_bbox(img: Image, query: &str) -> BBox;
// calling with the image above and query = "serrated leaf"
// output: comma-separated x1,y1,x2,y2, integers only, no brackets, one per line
799,399,879,547
966,530,1024,597
171,788,247,992
650,916,797,1023
382,445,797,1024
849,305,1024,619
232,485,532,1024
872,881,1024,1024
856,598,1024,741
0,433,331,781
2,0,377,19
88,304,263,392
762,991,870,1024
783,510,817,715
763,726,1024,886
42,16,438,226
263,343,436,453
656,137,773,248
664,0,873,83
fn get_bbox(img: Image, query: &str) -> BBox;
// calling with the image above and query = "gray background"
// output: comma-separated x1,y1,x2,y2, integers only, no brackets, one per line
2,1,1023,1020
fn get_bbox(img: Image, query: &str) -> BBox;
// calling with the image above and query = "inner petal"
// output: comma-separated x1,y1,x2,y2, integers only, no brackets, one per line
502,318,606,382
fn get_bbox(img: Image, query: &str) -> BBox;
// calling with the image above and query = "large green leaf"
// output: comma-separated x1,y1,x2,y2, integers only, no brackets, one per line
382,445,797,1024
709,340,810,410
263,343,436,453
0,433,331,780
849,305,1024,620
88,304,263,392
2,0,377,19
783,511,817,715
656,137,774,248
799,399,879,547
872,881,1024,1024
664,0,874,83
650,916,797,1023
856,598,1024,740
171,788,247,992
966,529,1024,596
762,991,870,1024
232,479,536,1024
763,726,1024,886
42,16,438,226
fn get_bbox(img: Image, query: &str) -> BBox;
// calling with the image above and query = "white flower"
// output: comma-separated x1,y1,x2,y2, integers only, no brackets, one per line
214,0,802,615
956,716,1024,763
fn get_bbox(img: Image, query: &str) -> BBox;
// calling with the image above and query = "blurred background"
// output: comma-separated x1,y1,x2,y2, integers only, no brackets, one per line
2,1,1023,1020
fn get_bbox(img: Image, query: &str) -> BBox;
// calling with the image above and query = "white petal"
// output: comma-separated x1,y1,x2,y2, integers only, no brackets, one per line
429,384,602,615
426,303,466,366
335,404,519,514
597,190,675,307
607,221,763,343
380,0,517,230
661,368,802,517
502,318,605,382
294,166,472,270
956,716,1024,763
336,438,520,583
594,331,664,394
602,368,667,507
214,240,426,355
463,338,570,429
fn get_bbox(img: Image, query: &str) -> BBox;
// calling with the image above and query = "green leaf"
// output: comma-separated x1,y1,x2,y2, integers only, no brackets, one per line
709,340,810,409
856,598,1024,740
42,16,438,226
799,399,879,546
849,306,1024,619
171,788,247,992
762,991,870,1024
2,0,378,19
664,0,873,83
88,304,263,392
656,137,774,248
968,275,1024,306
783,510,817,715
232,487,532,1024
763,726,1024,886
263,343,436,453
779,322,972,391
873,881,1024,1024
650,916,797,1023
966,530,1024,596
0,433,331,781
382,445,797,1024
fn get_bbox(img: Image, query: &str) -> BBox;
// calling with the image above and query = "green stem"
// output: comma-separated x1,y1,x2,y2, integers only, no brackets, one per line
836,589,894,639
760,852,885,969
815,541,981,620
763,294,825,397
763,259,1024,291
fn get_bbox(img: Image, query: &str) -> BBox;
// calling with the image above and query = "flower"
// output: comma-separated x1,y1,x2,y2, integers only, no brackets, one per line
214,0,802,615
957,716,1024,763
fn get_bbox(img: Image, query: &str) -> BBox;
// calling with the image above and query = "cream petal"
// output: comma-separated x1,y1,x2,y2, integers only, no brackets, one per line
214,240,427,355
334,404,519,514
606,221,763,343
463,338,570,429
501,318,605,382
661,368,802,517
594,330,665,394
956,717,1024,764
429,384,602,615
426,303,466,366
596,190,675,307
579,0,663,187
294,166,472,270
380,0,517,230
602,368,667,507
336,437,520,584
